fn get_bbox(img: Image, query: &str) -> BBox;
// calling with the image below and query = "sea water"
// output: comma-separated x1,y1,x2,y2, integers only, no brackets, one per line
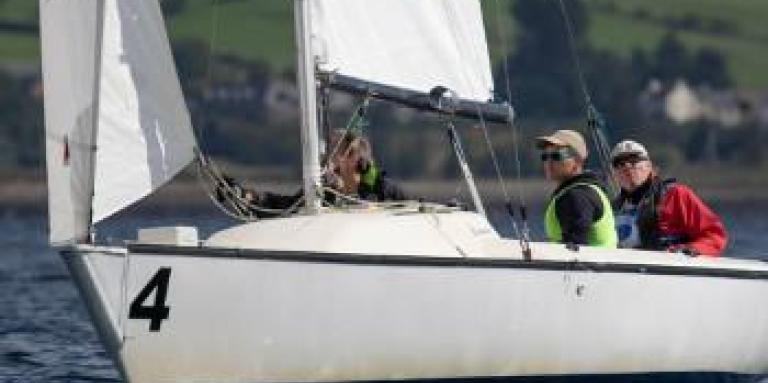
1,204,766,383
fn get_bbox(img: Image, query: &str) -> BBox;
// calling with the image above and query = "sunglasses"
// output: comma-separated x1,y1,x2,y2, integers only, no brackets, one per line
612,155,647,168
540,149,574,162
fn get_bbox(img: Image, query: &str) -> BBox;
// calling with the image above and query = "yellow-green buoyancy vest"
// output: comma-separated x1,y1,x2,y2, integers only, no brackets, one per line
544,183,617,248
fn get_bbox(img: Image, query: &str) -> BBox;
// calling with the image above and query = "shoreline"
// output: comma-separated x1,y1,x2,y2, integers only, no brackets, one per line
3,171,767,213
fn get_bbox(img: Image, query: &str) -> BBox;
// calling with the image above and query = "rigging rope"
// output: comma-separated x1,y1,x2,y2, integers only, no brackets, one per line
319,82,331,157
195,164,280,224
192,0,221,144
198,93,377,222
191,0,311,221
475,106,522,238
554,0,617,195
205,0,220,93
320,96,371,178
492,0,533,260
195,151,305,221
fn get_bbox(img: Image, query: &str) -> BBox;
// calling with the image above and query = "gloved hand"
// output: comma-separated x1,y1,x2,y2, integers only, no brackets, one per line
668,245,699,257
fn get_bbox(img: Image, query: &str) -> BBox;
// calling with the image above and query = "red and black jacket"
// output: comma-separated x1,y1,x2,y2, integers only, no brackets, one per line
613,177,728,257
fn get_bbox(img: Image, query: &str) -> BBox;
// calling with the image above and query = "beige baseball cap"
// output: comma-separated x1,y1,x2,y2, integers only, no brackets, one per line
535,129,588,159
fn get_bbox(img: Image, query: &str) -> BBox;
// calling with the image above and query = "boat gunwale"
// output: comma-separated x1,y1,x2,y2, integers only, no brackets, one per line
118,243,768,281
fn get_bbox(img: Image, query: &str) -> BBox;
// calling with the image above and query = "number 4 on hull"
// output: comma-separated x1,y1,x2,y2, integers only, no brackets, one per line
129,268,171,332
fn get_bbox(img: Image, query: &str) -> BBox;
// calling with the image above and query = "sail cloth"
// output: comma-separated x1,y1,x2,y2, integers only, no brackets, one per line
92,0,195,224
311,0,495,103
40,0,101,244
40,0,196,244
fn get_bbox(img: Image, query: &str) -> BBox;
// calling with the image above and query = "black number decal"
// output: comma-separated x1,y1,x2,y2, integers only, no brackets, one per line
129,267,171,331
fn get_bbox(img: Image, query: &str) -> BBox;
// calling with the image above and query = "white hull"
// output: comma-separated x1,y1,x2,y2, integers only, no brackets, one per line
62,210,768,383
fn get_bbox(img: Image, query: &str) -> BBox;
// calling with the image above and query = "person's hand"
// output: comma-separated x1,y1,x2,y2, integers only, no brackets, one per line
668,245,699,257
322,170,343,190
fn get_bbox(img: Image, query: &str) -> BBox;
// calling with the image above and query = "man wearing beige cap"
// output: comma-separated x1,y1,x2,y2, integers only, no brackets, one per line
536,129,617,248
611,139,727,256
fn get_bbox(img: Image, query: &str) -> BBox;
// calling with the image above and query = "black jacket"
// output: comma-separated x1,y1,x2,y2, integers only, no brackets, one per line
357,172,407,202
252,171,407,218
551,172,609,245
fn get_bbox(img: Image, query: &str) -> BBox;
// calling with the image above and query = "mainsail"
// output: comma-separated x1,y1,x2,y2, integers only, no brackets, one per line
40,0,196,244
311,0,495,103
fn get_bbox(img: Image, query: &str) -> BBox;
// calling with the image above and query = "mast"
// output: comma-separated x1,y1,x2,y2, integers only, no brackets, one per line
294,0,322,213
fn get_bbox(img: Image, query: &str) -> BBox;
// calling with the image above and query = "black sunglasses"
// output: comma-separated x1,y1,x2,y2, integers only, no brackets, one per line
612,154,647,168
540,148,573,162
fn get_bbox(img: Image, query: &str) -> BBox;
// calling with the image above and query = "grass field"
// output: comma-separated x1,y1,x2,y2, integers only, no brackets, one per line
167,1,295,71
1,0,767,88
588,0,768,89
0,0,36,22
595,0,768,41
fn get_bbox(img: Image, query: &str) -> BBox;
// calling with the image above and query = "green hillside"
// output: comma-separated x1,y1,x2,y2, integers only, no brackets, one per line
168,1,518,75
1,0,768,88
168,1,295,71
0,0,38,62
587,0,768,89
0,0,36,21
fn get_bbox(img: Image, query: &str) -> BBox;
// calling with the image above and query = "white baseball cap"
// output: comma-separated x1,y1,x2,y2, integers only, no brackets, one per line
610,140,649,161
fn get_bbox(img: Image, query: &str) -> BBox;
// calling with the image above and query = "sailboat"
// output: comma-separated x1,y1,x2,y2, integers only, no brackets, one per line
40,1,768,382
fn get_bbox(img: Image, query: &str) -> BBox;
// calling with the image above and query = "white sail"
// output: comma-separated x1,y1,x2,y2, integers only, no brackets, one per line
41,0,196,243
91,0,196,224
311,0,494,102
40,0,101,244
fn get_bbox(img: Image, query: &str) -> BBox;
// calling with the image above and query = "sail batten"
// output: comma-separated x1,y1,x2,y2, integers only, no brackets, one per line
311,0,494,103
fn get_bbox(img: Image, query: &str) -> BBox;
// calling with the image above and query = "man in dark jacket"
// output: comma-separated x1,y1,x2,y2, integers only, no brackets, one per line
537,130,617,248
611,140,727,256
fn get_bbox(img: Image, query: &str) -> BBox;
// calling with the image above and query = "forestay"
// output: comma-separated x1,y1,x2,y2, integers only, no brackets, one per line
40,0,197,244
311,0,494,103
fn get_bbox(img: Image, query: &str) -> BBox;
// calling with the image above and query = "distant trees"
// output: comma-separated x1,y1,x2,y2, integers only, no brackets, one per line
0,71,43,168
652,34,689,85
161,0,187,18
499,1,733,121
633,33,732,90
493,0,745,170
0,0,752,175
690,48,731,89
496,0,645,143
497,0,588,118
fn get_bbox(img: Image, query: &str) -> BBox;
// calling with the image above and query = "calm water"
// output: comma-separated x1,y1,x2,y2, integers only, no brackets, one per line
0,204,766,383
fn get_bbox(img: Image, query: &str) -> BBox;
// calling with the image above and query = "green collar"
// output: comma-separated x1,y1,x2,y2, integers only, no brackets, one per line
361,163,379,188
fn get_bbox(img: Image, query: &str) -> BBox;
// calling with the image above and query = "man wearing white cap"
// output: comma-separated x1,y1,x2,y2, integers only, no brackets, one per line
611,140,727,256
536,130,617,248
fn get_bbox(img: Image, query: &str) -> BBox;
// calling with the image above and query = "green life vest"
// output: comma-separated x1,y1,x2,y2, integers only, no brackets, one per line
544,182,617,248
